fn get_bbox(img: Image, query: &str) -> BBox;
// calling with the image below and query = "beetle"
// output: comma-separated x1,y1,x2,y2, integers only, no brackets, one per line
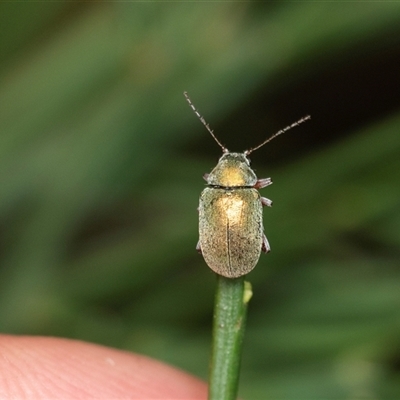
184,92,310,278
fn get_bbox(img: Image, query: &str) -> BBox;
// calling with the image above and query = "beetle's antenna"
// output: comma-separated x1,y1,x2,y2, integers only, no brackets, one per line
184,91,228,153
245,115,311,156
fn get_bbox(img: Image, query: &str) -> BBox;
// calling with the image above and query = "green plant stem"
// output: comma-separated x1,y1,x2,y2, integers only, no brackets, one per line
208,275,252,400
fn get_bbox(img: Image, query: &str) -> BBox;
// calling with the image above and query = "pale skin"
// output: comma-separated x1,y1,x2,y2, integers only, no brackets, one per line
0,335,207,399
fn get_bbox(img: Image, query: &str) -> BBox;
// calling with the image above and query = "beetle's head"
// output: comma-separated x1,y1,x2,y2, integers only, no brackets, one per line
206,152,257,187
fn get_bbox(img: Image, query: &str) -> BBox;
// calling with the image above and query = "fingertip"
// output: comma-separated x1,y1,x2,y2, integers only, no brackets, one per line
0,335,207,399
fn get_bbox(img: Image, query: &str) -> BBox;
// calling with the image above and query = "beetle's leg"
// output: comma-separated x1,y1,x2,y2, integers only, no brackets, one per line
261,234,271,253
196,240,202,254
255,177,272,189
261,197,273,207
203,173,209,181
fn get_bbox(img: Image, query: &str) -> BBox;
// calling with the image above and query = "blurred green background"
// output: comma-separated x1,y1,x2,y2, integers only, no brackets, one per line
1,3,400,399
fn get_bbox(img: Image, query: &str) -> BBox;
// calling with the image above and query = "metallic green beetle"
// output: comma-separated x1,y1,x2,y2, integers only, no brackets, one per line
184,92,310,278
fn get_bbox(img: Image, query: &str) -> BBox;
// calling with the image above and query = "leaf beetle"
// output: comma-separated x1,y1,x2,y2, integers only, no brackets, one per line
184,92,310,278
